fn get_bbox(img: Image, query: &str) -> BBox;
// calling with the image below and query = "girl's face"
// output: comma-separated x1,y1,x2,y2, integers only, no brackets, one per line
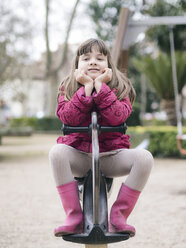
78,46,108,80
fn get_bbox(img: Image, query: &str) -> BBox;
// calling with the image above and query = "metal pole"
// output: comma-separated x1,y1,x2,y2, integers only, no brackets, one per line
169,26,182,136
91,112,100,225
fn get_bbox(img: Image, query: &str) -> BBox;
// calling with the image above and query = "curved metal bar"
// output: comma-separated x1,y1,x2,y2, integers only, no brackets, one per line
91,112,100,225
169,27,183,136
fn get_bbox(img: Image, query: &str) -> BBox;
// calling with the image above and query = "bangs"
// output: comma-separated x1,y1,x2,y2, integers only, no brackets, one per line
77,39,108,56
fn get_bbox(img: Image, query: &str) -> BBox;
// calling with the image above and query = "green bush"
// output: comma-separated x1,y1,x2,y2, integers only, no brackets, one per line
36,117,62,131
10,117,38,129
148,130,180,157
10,117,186,157
126,103,140,126
128,126,186,158
10,117,62,131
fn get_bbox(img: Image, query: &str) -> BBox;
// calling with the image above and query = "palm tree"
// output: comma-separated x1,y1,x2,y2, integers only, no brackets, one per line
133,51,186,125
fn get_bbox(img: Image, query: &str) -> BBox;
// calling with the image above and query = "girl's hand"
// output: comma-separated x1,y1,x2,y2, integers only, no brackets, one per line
75,69,93,86
95,68,112,84
94,68,112,93
74,69,94,96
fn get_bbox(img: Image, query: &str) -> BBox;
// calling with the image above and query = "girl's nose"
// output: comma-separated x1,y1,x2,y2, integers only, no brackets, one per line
89,58,97,65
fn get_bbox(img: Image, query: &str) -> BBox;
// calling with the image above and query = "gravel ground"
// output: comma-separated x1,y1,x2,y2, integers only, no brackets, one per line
0,134,186,248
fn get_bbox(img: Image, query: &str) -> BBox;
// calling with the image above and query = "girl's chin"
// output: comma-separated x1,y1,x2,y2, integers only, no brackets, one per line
90,76,97,80
88,73,101,80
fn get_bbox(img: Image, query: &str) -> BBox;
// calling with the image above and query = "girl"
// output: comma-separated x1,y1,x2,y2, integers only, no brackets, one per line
49,38,154,238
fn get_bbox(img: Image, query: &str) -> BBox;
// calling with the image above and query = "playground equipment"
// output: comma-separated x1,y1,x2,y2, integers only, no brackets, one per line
61,112,130,247
112,7,186,155
169,26,186,155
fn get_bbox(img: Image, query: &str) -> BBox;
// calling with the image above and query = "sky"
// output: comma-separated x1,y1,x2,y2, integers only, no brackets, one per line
29,0,96,60
4,0,181,62
7,0,164,61
17,0,152,61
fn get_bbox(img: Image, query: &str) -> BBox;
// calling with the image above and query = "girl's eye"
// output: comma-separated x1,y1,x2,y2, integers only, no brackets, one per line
83,57,89,61
97,58,103,61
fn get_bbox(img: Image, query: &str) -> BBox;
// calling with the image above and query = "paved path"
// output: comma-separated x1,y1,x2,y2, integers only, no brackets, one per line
0,134,186,248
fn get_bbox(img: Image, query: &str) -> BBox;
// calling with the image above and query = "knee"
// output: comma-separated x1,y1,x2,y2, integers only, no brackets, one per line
136,149,154,174
49,144,68,167
49,144,59,161
144,150,154,171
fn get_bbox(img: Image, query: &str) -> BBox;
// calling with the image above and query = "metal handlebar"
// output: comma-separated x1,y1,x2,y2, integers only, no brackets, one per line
62,119,127,136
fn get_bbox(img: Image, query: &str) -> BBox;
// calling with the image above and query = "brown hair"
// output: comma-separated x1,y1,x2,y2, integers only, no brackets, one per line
58,38,136,104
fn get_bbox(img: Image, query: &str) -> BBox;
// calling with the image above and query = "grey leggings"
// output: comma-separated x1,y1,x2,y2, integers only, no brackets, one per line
49,144,154,191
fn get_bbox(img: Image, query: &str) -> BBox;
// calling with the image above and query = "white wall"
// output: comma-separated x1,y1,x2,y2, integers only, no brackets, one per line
0,79,47,118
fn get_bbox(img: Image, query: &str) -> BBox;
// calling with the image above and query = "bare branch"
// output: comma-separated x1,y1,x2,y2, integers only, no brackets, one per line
45,0,52,77
54,0,80,73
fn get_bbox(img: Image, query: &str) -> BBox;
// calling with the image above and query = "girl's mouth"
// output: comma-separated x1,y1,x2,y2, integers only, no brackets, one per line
88,68,99,71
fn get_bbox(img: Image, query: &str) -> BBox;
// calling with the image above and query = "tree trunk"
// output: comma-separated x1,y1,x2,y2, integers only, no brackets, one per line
47,73,59,116
161,99,177,126
45,0,80,116
55,0,80,73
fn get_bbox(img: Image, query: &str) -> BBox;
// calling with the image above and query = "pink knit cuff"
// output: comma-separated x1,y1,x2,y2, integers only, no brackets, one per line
57,180,77,193
121,183,141,197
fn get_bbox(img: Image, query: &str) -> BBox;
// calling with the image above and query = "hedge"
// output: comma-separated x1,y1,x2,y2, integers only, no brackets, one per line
10,114,141,131
128,126,186,158
10,117,186,158
10,117,62,131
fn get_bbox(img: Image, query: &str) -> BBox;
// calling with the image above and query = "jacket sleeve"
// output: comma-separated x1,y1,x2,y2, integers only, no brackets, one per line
56,86,93,126
93,83,132,126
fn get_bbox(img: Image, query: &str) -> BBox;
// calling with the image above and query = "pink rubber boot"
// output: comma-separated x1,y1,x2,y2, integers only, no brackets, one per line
109,183,140,237
54,181,83,237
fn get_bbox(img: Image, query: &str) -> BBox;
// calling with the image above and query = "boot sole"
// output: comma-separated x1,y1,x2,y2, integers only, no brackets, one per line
54,223,84,237
109,223,135,237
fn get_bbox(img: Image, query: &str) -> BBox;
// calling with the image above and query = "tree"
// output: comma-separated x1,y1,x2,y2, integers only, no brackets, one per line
0,1,33,86
143,0,186,53
133,52,186,125
87,0,138,46
87,0,186,125
45,0,80,116
135,0,186,125
87,0,156,125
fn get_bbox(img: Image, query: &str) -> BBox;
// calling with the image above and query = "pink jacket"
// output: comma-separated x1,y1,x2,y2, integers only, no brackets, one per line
56,83,132,153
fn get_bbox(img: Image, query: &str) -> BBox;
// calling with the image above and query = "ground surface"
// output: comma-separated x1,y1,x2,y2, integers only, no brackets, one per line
0,134,186,248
